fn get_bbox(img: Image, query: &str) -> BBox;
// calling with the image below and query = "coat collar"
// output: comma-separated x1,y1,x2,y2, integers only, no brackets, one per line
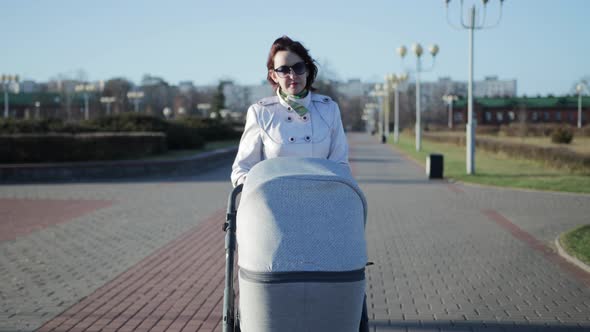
276,89,312,109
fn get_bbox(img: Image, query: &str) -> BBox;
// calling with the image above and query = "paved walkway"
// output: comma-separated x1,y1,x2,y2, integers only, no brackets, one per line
1,133,589,332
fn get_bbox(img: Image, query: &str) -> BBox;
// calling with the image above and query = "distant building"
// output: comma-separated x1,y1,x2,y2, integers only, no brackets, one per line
178,81,195,94
474,76,517,98
0,92,62,119
452,96,589,126
20,80,40,93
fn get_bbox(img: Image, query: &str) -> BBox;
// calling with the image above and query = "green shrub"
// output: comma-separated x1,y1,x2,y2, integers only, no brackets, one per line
176,116,241,141
0,133,166,163
166,122,205,150
0,118,97,134
85,113,168,132
551,127,574,144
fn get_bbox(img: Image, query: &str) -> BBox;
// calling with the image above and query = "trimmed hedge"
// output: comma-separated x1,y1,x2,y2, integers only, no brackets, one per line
422,133,590,172
174,116,242,141
0,118,97,134
429,124,590,137
166,122,205,150
85,113,168,132
0,114,241,163
0,132,167,163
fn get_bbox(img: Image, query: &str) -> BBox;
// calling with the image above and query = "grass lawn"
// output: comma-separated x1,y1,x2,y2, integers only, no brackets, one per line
141,139,239,161
560,225,590,265
391,132,590,194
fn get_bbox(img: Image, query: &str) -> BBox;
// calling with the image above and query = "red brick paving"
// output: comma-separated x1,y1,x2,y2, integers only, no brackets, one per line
0,198,115,242
36,210,229,332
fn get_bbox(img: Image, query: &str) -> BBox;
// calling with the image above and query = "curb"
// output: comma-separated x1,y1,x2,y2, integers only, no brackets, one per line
0,146,238,183
554,235,590,274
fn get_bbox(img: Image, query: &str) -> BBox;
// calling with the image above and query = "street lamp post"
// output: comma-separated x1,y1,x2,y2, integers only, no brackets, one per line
2,74,19,119
100,96,116,115
397,44,439,151
127,91,145,113
369,84,387,143
442,94,459,129
576,82,588,128
362,103,379,136
75,83,96,120
445,0,505,174
386,73,408,143
383,78,391,142
374,84,387,143
34,101,41,119
163,107,172,119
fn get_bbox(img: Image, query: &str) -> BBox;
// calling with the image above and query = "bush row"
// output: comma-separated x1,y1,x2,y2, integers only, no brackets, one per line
0,132,167,163
422,133,590,173
427,123,590,137
0,114,243,150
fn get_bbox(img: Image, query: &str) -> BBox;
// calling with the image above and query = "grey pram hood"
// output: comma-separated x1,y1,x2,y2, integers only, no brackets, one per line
237,157,368,273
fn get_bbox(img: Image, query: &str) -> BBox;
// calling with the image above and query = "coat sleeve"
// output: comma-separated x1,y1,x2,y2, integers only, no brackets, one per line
231,106,263,187
327,102,350,167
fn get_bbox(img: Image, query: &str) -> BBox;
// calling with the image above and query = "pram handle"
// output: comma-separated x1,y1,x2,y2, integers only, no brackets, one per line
223,184,242,332
224,184,243,232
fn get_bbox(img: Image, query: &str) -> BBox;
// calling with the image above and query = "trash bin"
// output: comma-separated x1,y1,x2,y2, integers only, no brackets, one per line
426,154,444,179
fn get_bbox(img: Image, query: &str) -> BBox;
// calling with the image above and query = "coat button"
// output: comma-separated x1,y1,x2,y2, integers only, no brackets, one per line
302,115,308,121
287,107,293,112
305,136,311,142
288,137,295,143
286,116,293,122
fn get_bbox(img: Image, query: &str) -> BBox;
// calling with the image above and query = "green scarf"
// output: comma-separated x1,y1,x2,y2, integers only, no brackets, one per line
278,88,309,117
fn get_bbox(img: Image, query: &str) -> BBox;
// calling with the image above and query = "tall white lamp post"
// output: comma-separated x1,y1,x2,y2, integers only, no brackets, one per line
2,74,19,119
386,73,408,143
442,94,459,129
445,0,505,174
376,84,387,143
100,96,116,115
75,83,96,120
576,82,588,128
362,103,379,136
370,84,387,143
127,91,145,112
34,101,41,119
397,44,439,151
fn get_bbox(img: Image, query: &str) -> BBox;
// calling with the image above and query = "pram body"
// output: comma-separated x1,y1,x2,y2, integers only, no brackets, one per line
224,157,368,332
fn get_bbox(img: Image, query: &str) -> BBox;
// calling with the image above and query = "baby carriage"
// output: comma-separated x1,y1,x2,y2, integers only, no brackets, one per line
223,157,369,332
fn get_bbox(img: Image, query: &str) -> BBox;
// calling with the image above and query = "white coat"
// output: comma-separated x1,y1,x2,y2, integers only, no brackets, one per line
231,92,349,187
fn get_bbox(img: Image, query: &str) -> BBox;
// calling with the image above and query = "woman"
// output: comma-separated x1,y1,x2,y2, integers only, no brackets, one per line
231,36,349,187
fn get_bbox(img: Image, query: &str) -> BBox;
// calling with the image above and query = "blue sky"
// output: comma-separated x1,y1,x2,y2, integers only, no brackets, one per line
1,0,588,96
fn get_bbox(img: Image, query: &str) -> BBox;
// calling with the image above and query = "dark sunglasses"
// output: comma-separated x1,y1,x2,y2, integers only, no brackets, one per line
273,62,307,77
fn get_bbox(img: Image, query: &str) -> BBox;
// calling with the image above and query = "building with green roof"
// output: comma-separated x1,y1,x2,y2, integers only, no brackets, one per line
0,92,62,119
452,96,590,126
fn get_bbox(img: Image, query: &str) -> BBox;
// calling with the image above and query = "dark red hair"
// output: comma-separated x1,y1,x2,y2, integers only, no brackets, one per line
266,36,318,91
